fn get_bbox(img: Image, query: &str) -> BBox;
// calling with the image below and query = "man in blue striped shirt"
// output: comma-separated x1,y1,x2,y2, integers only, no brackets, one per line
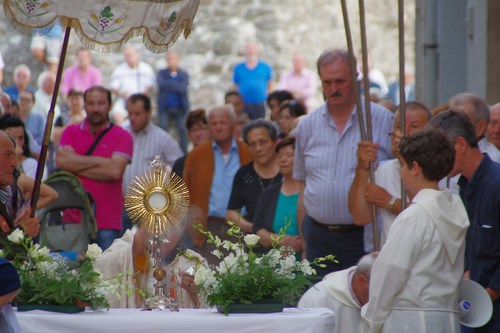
294,49,393,276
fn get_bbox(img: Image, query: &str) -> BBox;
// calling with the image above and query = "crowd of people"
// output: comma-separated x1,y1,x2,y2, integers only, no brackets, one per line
0,36,499,332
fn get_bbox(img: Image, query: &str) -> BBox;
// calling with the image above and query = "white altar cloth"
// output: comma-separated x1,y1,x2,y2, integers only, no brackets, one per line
17,307,335,333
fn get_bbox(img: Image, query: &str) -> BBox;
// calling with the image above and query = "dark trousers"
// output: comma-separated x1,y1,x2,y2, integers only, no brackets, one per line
303,214,365,277
158,109,188,153
243,102,266,120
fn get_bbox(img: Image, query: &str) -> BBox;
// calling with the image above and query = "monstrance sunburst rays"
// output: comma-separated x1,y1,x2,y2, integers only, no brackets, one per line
124,157,190,235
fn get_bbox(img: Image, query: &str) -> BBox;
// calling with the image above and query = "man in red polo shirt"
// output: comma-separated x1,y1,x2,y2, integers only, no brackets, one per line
56,86,133,250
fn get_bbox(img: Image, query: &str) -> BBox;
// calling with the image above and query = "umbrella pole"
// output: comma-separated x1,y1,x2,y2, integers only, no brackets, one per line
398,0,408,211
340,0,367,141
30,24,72,217
358,0,380,251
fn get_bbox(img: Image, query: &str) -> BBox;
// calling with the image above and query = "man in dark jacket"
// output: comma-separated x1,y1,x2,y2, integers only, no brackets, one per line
429,111,500,333
157,51,190,153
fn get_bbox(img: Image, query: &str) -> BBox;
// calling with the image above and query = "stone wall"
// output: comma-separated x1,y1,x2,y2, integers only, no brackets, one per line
0,0,415,111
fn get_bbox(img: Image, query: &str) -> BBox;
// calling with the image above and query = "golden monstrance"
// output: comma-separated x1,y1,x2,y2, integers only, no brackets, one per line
124,156,190,310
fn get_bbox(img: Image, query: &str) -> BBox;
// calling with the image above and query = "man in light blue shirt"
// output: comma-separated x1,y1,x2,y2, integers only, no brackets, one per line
208,138,241,218
294,49,393,276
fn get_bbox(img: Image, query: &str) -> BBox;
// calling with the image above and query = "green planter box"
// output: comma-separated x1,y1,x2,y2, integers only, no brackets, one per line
217,301,284,315
17,304,85,314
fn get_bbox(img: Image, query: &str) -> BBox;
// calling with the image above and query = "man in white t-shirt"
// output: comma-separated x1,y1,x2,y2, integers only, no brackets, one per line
110,46,156,124
349,102,432,245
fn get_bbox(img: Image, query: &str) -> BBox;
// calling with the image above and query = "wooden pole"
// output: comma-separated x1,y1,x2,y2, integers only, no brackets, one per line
30,24,72,216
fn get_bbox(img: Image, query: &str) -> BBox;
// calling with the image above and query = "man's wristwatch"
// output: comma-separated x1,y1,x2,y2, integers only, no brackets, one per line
387,196,397,212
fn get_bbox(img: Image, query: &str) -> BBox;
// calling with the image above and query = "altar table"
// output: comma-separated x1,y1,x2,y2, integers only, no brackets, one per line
17,307,335,333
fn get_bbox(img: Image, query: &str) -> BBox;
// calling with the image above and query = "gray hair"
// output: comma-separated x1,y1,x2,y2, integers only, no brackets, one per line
316,49,352,75
13,64,31,79
207,104,236,124
355,252,378,279
427,110,478,148
37,71,55,88
241,119,279,144
449,93,490,125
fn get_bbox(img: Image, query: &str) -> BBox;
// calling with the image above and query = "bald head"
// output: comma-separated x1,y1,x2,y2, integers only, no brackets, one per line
394,102,432,135
167,51,179,72
38,71,56,95
244,41,260,62
292,52,305,73
207,105,236,146
0,131,17,187
487,103,500,149
13,65,31,89
352,252,378,305
449,93,490,139
0,92,11,115
124,46,139,68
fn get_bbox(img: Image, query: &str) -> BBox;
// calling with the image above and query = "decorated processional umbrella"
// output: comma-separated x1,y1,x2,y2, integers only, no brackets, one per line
2,0,200,216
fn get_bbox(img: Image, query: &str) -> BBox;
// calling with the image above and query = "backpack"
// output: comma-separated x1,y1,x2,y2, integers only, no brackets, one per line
38,171,98,253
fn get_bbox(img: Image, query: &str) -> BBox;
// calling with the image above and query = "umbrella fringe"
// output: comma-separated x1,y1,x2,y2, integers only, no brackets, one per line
3,1,195,54
141,20,192,54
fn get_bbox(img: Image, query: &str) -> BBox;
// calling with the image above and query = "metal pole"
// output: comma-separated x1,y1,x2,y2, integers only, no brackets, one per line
358,0,380,251
398,0,408,211
340,0,367,141
30,24,72,216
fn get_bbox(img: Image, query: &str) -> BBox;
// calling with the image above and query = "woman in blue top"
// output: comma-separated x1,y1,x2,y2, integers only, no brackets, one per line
252,137,302,253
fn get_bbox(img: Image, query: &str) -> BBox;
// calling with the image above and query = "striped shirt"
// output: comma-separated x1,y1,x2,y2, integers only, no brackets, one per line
294,102,393,225
122,121,183,193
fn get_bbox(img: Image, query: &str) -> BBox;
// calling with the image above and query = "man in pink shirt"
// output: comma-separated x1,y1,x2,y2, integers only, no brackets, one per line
278,52,317,111
60,48,103,99
56,86,133,250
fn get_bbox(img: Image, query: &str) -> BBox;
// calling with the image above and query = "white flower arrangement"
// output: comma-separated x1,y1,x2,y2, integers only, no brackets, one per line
85,243,103,261
193,222,336,314
1,229,140,309
6,228,24,244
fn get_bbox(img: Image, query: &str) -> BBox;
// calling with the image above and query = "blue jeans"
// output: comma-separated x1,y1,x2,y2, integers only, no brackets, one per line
303,214,365,277
157,109,188,153
97,229,121,251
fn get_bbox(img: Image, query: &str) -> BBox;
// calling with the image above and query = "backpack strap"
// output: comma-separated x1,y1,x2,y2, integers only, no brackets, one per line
85,124,114,156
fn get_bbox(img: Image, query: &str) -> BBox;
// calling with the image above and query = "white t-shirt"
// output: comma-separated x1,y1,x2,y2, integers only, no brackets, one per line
110,61,156,115
374,159,401,245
